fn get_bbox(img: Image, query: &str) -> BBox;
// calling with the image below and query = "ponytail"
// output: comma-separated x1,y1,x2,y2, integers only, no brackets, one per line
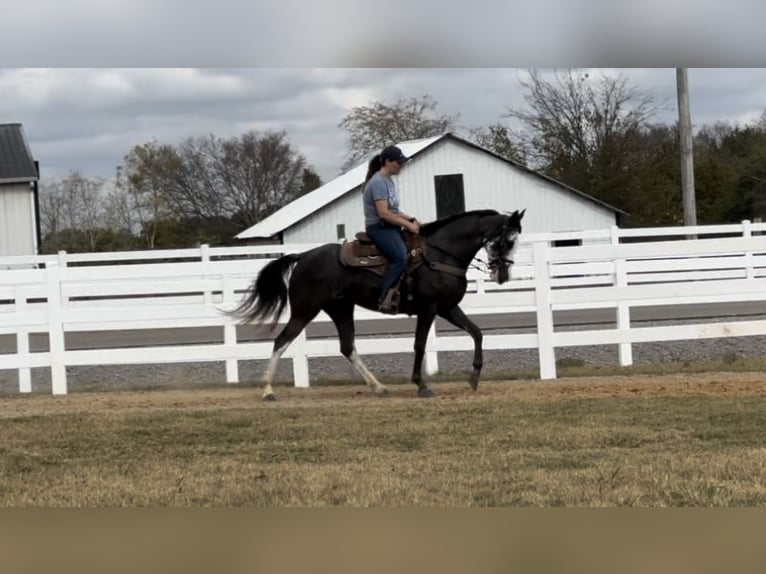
364,154,382,184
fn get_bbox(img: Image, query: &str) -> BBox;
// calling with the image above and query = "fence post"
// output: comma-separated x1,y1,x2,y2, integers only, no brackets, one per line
292,329,310,388
424,322,439,375
533,241,556,379
200,244,212,305
609,225,633,365
609,225,621,246
221,277,239,384
742,220,755,279
46,262,67,395
15,286,32,393
614,258,633,366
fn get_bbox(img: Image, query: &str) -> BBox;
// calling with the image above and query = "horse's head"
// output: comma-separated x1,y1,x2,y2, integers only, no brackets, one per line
420,208,526,283
483,209,525,284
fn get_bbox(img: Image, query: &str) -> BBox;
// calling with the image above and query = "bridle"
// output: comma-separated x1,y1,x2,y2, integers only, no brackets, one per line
483,227,519,272
420,220,519,277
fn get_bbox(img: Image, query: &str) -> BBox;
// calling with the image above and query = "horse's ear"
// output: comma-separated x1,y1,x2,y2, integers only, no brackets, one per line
509,208,526,225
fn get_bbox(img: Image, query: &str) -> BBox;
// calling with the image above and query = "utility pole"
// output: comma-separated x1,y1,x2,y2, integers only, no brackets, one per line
676,68,697,227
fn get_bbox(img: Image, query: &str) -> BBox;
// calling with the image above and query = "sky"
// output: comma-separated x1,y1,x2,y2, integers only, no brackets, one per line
3,68,766,186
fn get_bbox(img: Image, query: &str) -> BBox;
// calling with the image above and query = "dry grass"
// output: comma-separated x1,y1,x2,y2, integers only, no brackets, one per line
2,371,766,506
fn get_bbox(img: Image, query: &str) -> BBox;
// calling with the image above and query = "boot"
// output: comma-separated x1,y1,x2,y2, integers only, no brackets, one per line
377,287,400,315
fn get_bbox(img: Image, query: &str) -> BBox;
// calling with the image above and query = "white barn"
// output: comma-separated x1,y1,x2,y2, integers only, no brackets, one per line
0,123,40,256
236,133,625,245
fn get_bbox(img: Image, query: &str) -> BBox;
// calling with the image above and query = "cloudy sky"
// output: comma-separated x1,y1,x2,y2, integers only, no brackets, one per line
3,68,766,185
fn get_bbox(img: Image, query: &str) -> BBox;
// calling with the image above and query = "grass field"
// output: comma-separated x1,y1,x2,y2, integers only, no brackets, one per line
2,370,766,506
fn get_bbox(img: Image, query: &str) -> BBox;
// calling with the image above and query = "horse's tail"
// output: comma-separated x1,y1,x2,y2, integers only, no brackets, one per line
228,253,301,328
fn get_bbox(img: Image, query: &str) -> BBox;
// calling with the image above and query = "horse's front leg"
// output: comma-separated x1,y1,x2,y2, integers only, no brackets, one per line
440,305,483,390
412,307,437,398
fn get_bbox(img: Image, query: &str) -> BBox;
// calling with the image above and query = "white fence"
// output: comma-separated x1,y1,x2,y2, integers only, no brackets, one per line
2,221,766,395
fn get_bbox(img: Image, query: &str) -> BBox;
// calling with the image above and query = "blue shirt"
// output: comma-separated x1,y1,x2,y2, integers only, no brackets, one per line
363,172,399,227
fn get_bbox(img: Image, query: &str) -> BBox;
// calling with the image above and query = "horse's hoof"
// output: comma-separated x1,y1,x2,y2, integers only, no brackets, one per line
375,387,389,396
469,373,480,391
418,387,436,398
262,393,277,402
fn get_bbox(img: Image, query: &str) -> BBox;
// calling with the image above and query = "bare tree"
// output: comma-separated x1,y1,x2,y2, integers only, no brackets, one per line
119,130,314,242
215,130,308,227
338,95,459,169
38,171,109,252
505,69,660,208
120,141,180,248
38,178,66,240
105,168,137,235
468,123,527,164
169,134,232,221
166,130,310,229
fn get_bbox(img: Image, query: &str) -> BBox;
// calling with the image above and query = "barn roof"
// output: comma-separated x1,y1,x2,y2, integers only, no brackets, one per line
0,123,38,183
236,135,443,240
236,132,625,240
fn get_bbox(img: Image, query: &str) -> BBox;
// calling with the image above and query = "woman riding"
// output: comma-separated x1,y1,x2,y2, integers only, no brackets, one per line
362,145,421,314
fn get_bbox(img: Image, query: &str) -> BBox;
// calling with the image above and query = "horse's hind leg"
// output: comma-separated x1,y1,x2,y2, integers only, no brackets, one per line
324,300,388,396
262,309,318,401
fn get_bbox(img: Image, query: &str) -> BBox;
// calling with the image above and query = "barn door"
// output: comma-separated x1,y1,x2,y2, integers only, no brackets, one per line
434,174,466,219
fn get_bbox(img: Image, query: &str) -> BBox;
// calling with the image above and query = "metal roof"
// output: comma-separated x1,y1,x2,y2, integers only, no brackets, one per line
236,135,443,239
0,123,38,183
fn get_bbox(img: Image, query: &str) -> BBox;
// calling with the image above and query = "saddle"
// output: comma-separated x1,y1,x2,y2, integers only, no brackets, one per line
339,229,426,277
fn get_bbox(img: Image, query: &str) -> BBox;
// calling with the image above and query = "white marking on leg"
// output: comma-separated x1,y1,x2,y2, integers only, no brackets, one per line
350,349,387,394
262,344,287,398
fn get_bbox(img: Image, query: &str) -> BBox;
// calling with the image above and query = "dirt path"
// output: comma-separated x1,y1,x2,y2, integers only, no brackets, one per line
2,370,766,419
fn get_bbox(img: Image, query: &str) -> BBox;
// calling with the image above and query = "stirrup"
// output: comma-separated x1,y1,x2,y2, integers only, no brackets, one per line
377,288,400,314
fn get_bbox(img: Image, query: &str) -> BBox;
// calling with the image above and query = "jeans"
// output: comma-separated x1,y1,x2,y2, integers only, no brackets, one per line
365,222,408,302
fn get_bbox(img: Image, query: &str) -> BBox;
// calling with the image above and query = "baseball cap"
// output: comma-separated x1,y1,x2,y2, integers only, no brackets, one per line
380,145,410,164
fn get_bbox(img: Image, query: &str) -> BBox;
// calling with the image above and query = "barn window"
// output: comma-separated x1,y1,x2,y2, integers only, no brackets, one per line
336,224,346,240
434,174,466,219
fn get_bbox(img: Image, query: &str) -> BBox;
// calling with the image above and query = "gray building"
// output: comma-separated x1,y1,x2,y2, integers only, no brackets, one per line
0,123,40,256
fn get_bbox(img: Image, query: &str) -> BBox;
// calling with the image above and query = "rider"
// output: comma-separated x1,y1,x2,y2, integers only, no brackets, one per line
362,145,421,314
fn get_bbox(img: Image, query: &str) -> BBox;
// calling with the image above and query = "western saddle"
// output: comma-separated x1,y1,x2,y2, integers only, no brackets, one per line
339,229,427,314
339,230,426,276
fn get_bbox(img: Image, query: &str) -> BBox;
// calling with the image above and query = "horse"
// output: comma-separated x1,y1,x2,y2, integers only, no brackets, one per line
229,208,525,400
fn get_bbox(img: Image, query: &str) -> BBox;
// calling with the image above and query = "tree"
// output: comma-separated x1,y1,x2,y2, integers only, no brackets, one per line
714,121,766,221
302,167,322,195
690,122,739,223
625,124,684,225
204,130,309,230
338,95,459,169
166,133,247,238
118,130,315,245
38,178,66,243
119,141,180,248
505,69,660,218
38,171,115,252
469,123,527,164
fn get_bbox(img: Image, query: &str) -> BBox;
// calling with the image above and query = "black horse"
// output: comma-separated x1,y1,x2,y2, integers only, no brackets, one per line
230,208,525,400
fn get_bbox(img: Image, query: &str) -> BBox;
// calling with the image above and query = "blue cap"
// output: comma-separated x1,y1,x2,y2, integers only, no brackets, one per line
380,145,409,164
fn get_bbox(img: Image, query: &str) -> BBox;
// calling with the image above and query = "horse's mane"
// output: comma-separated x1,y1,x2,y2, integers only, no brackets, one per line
420,209,499,237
